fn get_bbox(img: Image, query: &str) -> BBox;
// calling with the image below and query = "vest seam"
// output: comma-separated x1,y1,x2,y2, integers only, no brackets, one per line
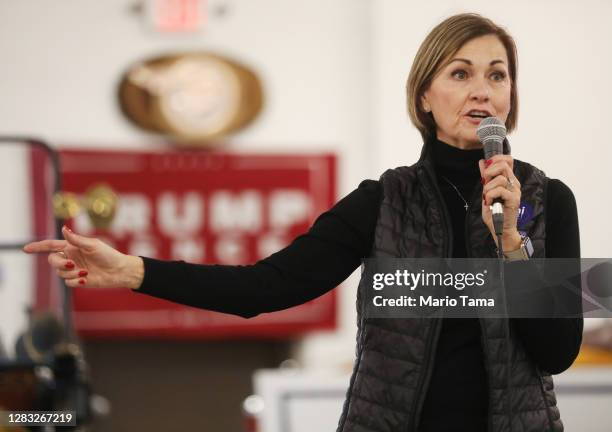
361,346,420,368
364,321,424,338
344,417,389,432
349,390,411,416
356,368,418,392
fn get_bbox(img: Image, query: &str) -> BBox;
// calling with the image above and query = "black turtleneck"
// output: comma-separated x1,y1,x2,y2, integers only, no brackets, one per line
136,138,582,431
431,138,484,257
419,139,489,431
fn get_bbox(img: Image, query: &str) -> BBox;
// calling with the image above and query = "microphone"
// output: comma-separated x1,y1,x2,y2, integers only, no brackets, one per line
15,311,66,362
477,117,507,236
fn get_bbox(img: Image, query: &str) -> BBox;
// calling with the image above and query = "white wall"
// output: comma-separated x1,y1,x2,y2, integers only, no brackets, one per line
1,0,611,367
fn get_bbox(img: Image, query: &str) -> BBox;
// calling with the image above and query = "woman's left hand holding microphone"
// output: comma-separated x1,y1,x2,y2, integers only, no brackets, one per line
23,226,144,290
479,155,522,251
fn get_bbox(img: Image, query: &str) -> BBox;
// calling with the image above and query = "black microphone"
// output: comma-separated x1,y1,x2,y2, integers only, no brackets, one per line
15,311,66,362
477,117,507,236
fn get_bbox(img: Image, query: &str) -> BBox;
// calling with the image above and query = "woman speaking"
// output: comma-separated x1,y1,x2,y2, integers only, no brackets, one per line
25,13,582,432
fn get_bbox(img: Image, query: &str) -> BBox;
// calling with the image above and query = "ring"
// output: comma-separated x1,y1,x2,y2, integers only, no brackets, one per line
55,250,67,258
506,178,515,191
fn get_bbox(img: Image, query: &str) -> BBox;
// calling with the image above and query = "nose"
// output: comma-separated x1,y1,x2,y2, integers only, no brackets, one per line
469,77,490,102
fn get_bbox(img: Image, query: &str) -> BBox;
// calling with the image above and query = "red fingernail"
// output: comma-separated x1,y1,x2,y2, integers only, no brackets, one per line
78,270,88,277
65,226,73,233
481,177,486,185
79,279,85,285
485,159,493,168
65,262,75,269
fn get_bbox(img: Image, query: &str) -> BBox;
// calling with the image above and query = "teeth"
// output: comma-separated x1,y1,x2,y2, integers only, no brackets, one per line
469,110,489,116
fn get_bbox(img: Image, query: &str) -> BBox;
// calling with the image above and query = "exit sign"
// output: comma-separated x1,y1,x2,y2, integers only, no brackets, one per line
149,0,206,32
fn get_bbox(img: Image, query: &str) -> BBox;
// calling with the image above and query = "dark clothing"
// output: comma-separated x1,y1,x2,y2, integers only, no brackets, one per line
335,138,567,432
136,139,582,432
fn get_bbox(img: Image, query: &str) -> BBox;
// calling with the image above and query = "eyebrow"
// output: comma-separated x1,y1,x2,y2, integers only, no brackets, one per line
449,58,505,66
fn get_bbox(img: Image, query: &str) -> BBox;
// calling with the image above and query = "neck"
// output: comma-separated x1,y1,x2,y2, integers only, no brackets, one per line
430,138,483,182
436,133,481,150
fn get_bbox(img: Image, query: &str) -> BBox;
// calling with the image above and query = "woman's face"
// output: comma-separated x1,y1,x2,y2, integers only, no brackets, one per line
421,35,512,149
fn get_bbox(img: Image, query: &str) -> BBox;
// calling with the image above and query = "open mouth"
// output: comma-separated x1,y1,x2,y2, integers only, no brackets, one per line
465,109,492,119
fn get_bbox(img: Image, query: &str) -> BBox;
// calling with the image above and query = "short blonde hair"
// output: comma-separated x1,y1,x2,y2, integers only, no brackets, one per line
407,13,519,143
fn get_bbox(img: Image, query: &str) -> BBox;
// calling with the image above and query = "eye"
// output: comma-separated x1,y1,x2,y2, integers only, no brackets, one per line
451,69,468,80
491,71,507,81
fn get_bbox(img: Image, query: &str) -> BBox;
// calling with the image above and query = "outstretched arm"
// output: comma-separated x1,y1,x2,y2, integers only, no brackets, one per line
24,180,382,319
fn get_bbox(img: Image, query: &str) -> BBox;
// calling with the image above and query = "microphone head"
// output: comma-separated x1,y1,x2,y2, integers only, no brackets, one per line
15,312,66,362
477,116,506,159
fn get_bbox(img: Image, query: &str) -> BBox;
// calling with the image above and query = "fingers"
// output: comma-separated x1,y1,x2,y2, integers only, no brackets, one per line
483,185,520,207
62,226,98,251
56,267,88,280
486,154,514,170
23,239,68,254
483,173,521,196
49,252,89,284
48,251,76,270
55,265,89,288
64,277,88,288
479,155,521,209
479,156,515,183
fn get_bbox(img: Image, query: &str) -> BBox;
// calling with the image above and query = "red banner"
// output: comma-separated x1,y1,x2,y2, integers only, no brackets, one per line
54,149,337,339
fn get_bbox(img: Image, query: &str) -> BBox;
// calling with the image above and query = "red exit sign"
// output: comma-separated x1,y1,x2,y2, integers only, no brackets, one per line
149,0,206,32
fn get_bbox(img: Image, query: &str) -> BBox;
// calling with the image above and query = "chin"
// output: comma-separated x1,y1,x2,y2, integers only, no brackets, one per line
460,132,482,149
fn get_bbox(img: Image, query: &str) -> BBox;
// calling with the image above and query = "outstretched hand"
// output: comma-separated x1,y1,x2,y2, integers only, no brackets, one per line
23,226,144,289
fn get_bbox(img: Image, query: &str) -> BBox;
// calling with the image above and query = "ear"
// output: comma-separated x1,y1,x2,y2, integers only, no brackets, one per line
420,93,431,113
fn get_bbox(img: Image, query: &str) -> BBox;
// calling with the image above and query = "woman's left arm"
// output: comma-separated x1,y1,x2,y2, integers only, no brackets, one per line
512,179,583,374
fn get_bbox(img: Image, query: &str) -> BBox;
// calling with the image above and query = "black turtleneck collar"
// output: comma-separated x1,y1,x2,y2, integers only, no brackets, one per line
431,138,483,183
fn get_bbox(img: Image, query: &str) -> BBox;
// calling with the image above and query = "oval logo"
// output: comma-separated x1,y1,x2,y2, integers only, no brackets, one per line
517,202,534,228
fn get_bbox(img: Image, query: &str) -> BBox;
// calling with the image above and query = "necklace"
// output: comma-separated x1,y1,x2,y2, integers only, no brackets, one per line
440,175,469,212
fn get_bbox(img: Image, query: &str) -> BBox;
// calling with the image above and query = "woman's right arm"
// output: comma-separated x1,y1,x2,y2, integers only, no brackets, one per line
25,180,382,319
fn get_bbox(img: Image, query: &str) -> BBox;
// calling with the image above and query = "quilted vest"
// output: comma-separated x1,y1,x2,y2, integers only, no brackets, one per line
336,139,563,432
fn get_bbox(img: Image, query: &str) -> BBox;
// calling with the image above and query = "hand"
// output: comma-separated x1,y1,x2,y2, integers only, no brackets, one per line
22,226,144,289
478,155,522,251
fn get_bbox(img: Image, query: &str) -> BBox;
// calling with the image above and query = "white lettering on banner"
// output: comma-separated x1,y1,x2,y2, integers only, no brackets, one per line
128,236,160,258
111,194,151,235
210,191,262,233
215,235,247,264
69,189,315,263
269,190,311,229
158,191,204,236
171,238,205,262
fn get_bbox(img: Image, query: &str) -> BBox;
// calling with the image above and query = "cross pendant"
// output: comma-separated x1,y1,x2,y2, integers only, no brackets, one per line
464,203,469,211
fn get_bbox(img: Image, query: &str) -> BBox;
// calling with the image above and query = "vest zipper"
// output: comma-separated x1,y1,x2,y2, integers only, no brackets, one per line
409,165,451,431
466,182,495,432
467,177,516,431
409,317,443,431
535,366,555,431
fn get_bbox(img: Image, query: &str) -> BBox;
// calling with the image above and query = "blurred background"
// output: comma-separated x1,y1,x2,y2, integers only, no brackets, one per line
0,0,611,431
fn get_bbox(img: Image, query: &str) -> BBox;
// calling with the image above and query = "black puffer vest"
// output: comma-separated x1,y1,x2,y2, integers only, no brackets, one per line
336,139,563,432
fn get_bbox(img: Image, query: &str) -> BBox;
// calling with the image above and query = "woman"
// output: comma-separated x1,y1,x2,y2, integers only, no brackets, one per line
25,13,582,432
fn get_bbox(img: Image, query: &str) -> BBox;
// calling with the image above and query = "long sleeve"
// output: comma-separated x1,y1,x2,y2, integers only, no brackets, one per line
512,179,583,374
134,180,382,318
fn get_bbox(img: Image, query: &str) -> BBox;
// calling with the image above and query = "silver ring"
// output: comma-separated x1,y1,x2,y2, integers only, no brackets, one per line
506,178,515,191
55,250,67,258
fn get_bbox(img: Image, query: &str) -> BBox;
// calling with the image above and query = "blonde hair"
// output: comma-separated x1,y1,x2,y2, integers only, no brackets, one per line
407,13,519,143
